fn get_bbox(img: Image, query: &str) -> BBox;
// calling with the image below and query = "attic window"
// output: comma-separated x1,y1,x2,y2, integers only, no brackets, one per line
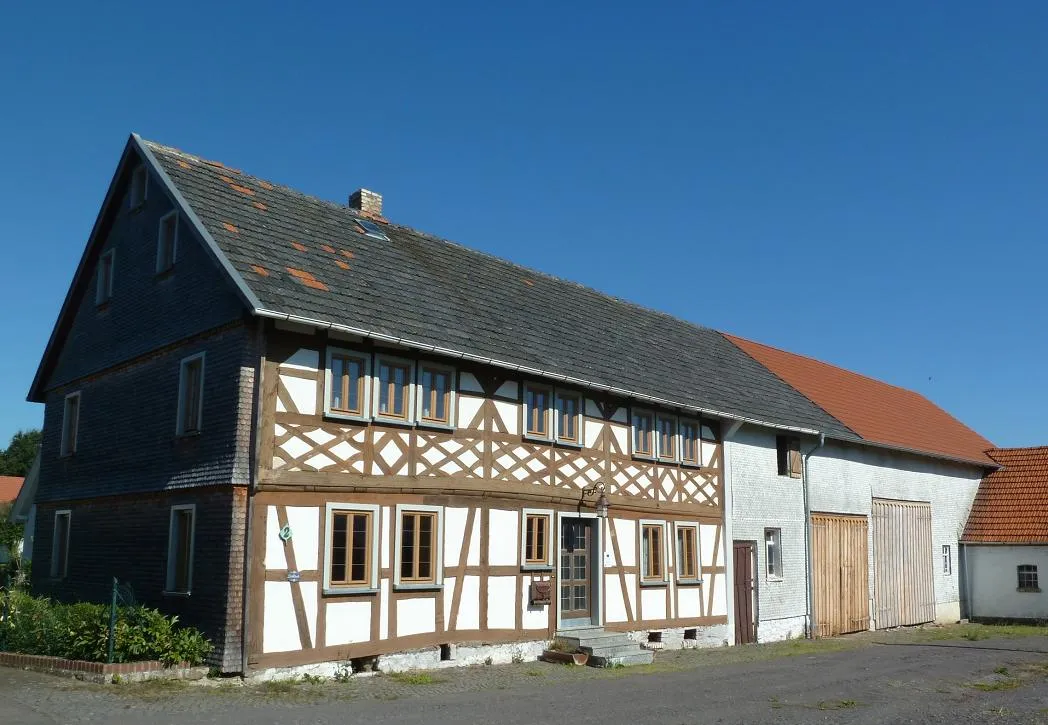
354,218,389,241
129,166,147,209
96,250,115,306
157,211,178,273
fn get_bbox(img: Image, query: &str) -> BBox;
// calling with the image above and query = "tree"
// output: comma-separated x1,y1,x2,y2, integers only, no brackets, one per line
0,429,41,477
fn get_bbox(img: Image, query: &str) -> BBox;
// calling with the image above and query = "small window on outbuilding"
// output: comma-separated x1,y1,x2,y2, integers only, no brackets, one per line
942,545,952,576
1018,565,1039,592
765,528,783,579
776,435,802,478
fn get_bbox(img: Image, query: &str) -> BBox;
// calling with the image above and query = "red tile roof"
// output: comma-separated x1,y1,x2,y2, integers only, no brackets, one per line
963,448,1048,543
725,335,994,465
0,476,24,504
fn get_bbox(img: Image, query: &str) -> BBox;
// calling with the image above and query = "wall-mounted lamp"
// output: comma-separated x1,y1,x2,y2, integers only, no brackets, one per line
583,481,610,519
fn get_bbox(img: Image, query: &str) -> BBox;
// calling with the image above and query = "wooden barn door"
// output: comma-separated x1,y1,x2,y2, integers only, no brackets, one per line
733,541,757,644
812,513,870,637
872,499,935,629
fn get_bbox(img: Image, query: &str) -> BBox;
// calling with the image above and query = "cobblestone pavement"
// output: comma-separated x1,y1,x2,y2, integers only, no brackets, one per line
5,632,1048,724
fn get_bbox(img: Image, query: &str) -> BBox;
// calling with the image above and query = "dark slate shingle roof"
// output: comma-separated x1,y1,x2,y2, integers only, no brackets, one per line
144,139,857,438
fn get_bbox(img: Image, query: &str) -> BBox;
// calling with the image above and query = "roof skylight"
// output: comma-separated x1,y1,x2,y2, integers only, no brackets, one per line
354,218,389,241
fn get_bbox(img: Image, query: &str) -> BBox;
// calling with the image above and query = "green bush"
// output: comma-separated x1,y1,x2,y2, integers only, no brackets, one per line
0,591,212,666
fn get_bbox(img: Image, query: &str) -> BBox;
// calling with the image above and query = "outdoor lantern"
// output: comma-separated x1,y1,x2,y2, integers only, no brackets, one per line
596,489,610,519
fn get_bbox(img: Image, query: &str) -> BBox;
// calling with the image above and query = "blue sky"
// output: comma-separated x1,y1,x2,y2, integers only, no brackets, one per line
1,1,1045,448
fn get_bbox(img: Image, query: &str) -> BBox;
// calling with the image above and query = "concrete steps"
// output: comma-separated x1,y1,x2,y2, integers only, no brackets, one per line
553,628,654,667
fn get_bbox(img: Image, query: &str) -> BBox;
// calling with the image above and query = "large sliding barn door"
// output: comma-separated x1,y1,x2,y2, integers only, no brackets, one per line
812,513,870,637
872,499,935,629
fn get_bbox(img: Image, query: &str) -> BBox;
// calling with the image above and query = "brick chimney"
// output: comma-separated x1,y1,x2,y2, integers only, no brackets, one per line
349,188,383,218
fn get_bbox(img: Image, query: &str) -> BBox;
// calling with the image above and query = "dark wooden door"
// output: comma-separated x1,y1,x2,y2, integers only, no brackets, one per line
560,519,592,624
733,541,757,644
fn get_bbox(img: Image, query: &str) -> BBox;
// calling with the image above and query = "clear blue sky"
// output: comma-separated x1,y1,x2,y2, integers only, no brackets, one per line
1,2,1045,448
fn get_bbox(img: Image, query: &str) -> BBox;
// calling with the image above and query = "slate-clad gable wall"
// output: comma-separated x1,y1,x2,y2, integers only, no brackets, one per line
45,169,245,391
37,324,257,503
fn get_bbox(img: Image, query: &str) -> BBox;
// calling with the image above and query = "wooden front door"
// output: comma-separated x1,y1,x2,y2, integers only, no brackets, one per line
560,518,592,626
812,513,870,636
733,541,757,644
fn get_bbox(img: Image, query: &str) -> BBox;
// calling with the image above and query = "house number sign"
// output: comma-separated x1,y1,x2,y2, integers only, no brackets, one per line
278,525,293,542
287,570,301,583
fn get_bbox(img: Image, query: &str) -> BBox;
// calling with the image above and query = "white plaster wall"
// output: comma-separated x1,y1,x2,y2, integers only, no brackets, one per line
455,575,480,630
396,598,436,637
286,507,319,571
967,545,1048,620
640,587,667,620
326,601,372,646
262,582,299,653
605,574,628,622
487,576,517,629
521,574,549,630
488,510,519,566
444,508,469,568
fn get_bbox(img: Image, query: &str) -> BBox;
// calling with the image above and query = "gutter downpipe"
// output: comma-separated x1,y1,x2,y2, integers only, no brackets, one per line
803,432,825,639
240,319,266,676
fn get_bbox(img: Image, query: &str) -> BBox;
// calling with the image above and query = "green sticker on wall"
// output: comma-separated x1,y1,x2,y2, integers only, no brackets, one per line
278,525,292,542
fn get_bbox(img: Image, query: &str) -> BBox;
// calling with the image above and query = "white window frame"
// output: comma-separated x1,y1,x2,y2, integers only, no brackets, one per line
129,165,148,209
522,382,554,442
165,504,196,594
765,527,783,580
554,388,583,447
942,544,952,576
520,508,554,570
176,352,206,436
656,414,679,463
50,509,71,579
631,408,657,460
324,347,372,422
673,521,703,584
393,504,444,590
415,361,457,430
323,502,381,594
373,354,416,425
96,249,115,306
60,391,80,457
156,210,179,274
679,417,702,467
639,519,669,586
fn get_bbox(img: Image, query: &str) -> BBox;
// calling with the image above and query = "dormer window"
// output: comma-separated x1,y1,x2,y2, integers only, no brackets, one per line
156,211,178,273
96,250,114,306
657,415,678,462
555,390,582,445
129,166,147,209
374,355,414,423
524,383,552,440
632,409,655,458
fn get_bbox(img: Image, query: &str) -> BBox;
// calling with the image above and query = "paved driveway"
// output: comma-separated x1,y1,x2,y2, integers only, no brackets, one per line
4,634,1048,724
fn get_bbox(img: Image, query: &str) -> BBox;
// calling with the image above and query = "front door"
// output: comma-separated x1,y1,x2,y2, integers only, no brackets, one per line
560,518,592,627
733,541,757,644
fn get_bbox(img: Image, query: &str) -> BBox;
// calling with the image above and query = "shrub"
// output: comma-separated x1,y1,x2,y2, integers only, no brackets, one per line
0,591,212,665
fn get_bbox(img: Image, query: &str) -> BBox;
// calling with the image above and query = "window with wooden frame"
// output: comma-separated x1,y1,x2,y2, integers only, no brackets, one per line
640,521,667,584
1017,565,1039,592
521,510,553,569
51,510,71,579
765,528,783,579
96,249,114,306
166,505,195,594
326,348,370,420
417,363,455,427
680,419,700,466
942,545,952,576
555,390,582,445
524,383,552,440
60,392,80,457
176,353,205,435
395,505,443,588
675,523,700,582
324,503,380,592
657,415,678,462
374,356,414,422
632,409,655,458
776,435,802,478
129,165,147,209
156,211,178,274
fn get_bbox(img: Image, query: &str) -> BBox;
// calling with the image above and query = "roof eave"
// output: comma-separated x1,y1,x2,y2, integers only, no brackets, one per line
822,434,997,469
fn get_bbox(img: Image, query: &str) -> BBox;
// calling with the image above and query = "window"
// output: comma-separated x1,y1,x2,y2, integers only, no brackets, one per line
657,415,677,461
640,522,666,583
96,249,114,305
522,510,553,568
776,435,802,478
326,349,370,419
680,419,700,465
166,505,195,593
942,545,952,576
555,391,582,444
1018,565,1039,592
396,505,443,588
375,356,413,422
324,503,380,591
354,218,389,241
524,384,552,440
676,524,700,582
632,409,655,458
51,510,71,579
418,363,454,427
700,419,720,443
176,354,205,435
129,165,147,209
765,528,782,579
60,392,80,456
156,211,178,273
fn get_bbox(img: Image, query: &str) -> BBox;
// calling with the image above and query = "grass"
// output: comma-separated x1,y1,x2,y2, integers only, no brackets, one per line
890,623,1048,643
387,671,443,685
817,699,860,710
258,679,299,696
969,679,1023,692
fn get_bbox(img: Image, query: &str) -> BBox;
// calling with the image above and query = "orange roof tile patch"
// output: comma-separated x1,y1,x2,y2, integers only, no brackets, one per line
285,267,329,291
252,201,267,211
177,160,191,170
335,260,351,270
219,175,236,184
523,278,535,287
250,264,270,277
725,334,994,465
222,222,239,234
291,241,307,252
963,447,1048,543
320,244,337,254
0,476,24,503
341,250,355,259
230,184,255,196
258,180,275,191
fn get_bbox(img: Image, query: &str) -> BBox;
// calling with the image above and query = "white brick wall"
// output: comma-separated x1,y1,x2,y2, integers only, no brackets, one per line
966,545,1048,620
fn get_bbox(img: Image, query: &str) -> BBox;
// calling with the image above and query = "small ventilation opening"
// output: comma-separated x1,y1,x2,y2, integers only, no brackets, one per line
440,644,453,661
647,631,663,643
684,628,697,641
350,655,378,673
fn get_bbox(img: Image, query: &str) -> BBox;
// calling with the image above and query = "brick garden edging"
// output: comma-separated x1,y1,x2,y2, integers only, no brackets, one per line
0,652,207,684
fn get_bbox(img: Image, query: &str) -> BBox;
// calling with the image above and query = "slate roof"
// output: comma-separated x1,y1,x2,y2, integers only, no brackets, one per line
0,477,24,505
963,448,1048,543
725,334,994,465
141,138,857,438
